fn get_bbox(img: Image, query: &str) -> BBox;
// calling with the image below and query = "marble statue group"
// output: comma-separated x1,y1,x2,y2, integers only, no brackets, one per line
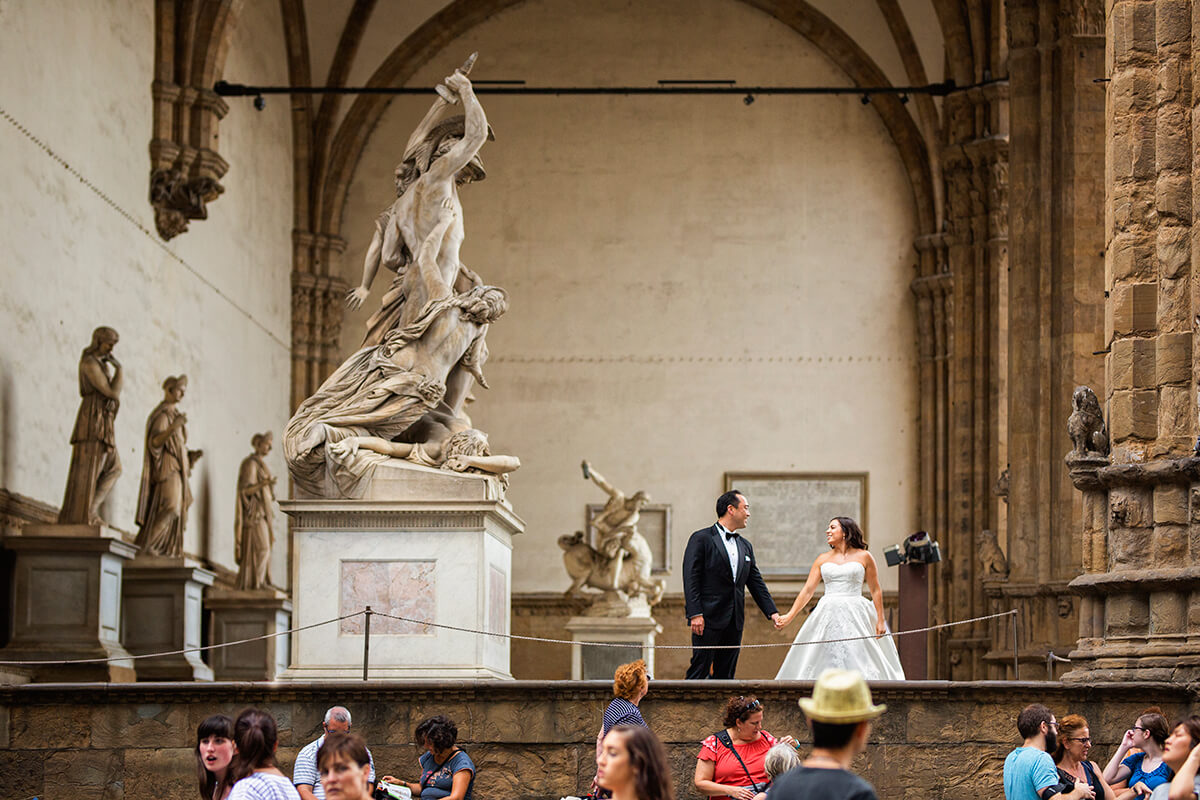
283,56,519,499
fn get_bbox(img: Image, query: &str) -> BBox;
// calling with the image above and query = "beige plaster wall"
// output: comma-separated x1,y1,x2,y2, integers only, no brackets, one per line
0,0,294,584
311,0,944,159
338,0,920,595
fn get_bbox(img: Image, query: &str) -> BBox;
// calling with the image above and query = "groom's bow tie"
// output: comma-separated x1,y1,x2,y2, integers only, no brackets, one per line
724,531,739,541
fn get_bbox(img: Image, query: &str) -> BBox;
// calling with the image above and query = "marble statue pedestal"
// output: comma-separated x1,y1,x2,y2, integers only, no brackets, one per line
565,614,662,680
0,524,137,682
121,556,216,681
280,462,523,680
205,588,292,681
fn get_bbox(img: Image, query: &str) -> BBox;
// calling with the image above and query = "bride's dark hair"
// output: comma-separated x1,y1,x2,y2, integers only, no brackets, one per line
832,517,866,550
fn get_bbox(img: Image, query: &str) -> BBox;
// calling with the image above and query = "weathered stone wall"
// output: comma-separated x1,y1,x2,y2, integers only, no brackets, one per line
1,680,1194,800
1061,0,1200,682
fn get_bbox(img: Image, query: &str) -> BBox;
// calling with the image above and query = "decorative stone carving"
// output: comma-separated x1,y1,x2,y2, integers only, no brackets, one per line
58,326,123,525
149,168,224,240
285,65,516,500
149,0,239,240
1068,386,1110,457
235,432,277,590
134,375,203,556
993,466,1010,505
977,529,1008,577
558,531,662,617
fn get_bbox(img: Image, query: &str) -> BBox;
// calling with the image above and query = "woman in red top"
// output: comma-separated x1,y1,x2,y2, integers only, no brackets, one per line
694,696,797,800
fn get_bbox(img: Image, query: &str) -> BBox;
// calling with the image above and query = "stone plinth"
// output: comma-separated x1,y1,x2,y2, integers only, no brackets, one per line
205,588,292,681
121,556,216,681
0,524,137,682
280,471,523,680
1063,455,1200,683
565,615,661,680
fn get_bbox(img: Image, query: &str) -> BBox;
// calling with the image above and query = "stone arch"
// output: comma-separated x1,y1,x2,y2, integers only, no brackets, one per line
313,0,937,241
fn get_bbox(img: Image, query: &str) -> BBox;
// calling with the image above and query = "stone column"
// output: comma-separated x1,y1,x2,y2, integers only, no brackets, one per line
1063,0,1200,682
290,230,347,410
916,78,1009,680
990,0,1106,680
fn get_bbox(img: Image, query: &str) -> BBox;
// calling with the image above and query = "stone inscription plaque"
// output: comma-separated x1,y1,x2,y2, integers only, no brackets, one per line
724,472,867,578
340,560,435,635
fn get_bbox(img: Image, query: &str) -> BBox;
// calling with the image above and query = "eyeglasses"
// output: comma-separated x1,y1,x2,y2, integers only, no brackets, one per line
1132,726,1150,733
1067,737,1092,744
1046,722,1059,730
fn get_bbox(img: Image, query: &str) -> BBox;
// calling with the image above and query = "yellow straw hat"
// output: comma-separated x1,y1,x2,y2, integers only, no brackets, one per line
798,669,887,723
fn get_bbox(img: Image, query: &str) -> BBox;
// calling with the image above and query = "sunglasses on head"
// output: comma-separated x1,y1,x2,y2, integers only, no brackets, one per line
737,696,762,712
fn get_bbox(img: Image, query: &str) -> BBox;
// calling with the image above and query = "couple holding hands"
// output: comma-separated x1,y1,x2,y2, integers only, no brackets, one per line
682,489,905,681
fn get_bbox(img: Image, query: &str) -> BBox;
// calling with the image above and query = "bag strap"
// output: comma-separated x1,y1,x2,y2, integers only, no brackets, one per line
715,731,760,790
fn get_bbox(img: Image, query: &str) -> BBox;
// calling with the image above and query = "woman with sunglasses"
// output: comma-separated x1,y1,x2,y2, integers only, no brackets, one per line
1103,708,1172,797
694,696,796,800
1054,714,1114,800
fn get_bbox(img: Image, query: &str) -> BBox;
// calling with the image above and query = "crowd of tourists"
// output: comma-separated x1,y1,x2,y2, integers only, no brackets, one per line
1004,703,1200,800
192,663,1200,800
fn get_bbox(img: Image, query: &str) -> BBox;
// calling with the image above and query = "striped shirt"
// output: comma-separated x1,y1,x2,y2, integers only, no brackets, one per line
602,698,646,737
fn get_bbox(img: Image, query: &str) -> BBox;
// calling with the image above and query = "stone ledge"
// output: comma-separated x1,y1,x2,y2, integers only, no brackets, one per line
2,678,1194,706
1068,565,1200,592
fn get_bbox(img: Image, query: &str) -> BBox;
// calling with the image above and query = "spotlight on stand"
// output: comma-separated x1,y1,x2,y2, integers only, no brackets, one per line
905,530,942,564
884,530,942,566
886,530,942,680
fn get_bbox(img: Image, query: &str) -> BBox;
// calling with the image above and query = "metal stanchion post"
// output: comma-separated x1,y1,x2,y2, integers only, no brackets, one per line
1011,610,1019,680
363,606,372,681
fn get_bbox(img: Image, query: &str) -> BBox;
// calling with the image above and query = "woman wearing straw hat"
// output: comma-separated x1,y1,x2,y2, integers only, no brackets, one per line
768,669,883,800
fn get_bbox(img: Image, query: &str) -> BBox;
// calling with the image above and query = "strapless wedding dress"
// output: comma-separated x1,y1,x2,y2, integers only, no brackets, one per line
774,561,905,680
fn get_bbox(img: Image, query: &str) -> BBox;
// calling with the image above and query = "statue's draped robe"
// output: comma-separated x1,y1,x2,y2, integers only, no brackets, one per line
59,353,121,524
134,402,191,556
234,453,275,589
284,294,486,498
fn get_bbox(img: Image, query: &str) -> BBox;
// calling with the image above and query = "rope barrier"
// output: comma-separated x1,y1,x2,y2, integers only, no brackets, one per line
370,608,1018,650
0,608,1017,668
0,611,364,667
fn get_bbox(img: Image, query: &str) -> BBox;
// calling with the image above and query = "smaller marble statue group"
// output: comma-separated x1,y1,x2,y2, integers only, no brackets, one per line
57,327,277,590
559,461,665,616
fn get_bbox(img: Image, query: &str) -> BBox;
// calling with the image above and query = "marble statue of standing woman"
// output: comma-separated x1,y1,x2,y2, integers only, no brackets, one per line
58,326,123,525
135,375,203,556
234,432,277,589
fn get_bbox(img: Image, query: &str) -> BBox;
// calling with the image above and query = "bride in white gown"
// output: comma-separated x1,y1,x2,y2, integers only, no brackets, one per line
774,517,904,680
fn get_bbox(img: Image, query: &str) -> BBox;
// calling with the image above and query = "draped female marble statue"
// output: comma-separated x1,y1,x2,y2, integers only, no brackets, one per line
235,432,277,590
284,209,511,498
135,375,203,556
58,326,123,525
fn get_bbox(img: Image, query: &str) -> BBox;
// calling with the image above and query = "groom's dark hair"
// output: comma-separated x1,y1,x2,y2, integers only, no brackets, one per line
716,490,744,518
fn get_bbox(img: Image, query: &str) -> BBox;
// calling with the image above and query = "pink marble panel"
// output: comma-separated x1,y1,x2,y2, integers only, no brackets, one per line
339,560,435,635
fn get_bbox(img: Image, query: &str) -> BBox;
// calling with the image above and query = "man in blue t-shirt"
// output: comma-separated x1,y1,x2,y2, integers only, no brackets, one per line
1003,704,1094,800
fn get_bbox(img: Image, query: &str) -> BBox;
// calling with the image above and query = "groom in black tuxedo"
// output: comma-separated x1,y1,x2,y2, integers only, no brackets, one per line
683,489,780,679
